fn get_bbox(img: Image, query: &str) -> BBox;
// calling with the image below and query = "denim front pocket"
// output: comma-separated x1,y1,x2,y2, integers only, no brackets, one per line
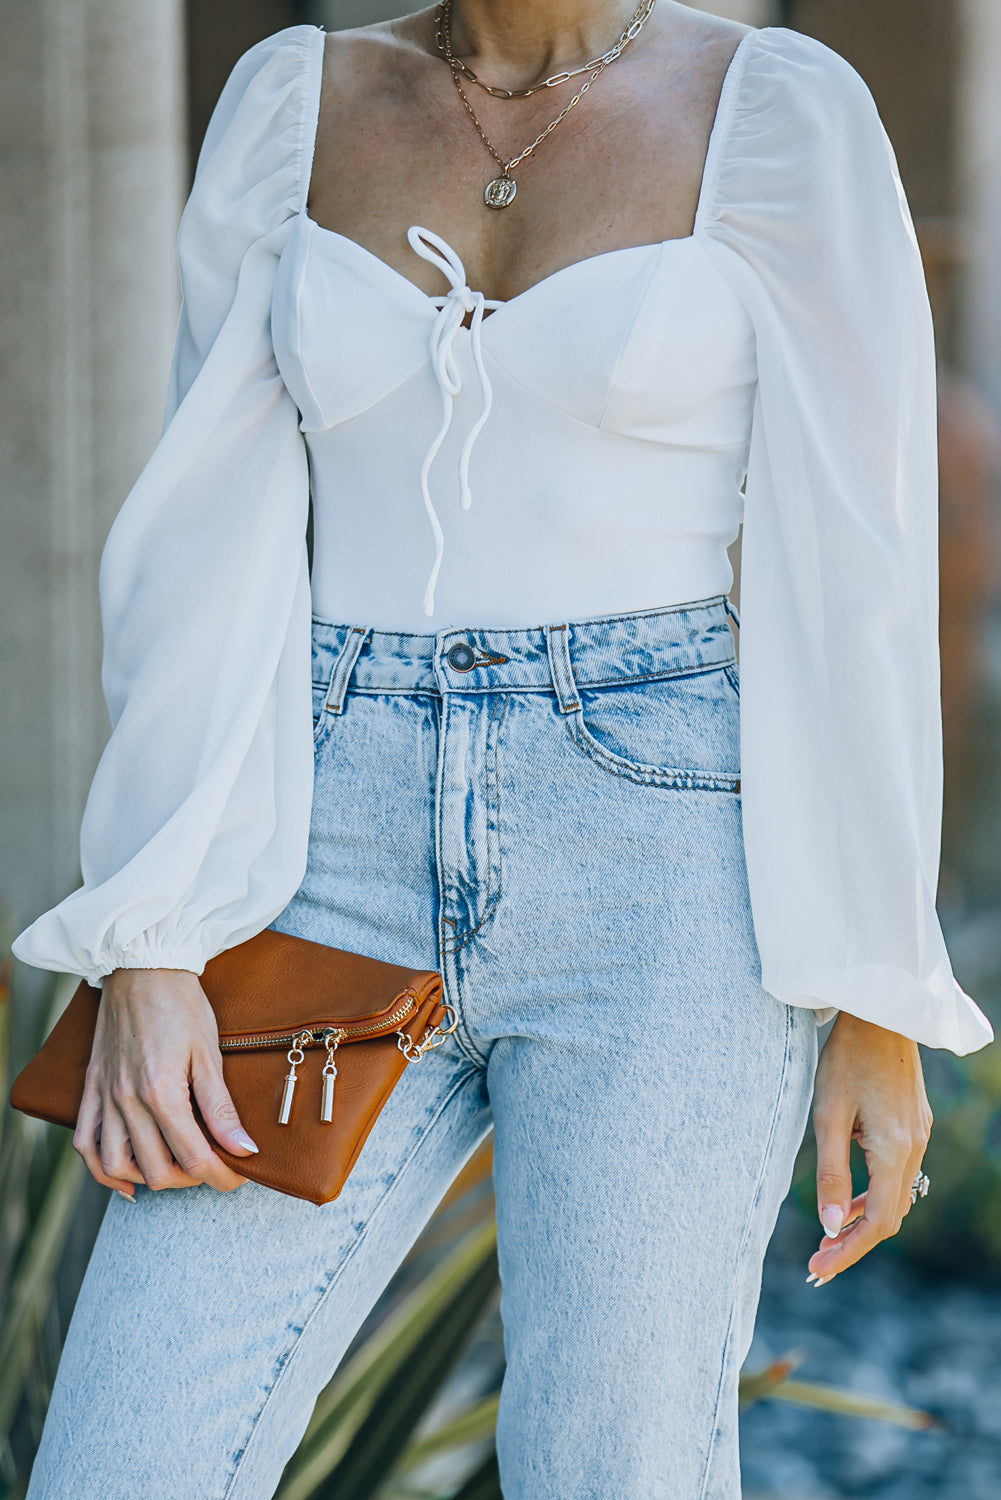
565,664,741,791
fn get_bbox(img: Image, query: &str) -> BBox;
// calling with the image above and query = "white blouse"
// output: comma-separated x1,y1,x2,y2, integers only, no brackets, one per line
275,216,756,629
13,24,993,1056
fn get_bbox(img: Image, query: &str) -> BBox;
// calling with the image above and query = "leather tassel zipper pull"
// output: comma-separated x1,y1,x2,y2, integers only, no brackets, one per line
320,1030,344,1124
278,1032,312,1125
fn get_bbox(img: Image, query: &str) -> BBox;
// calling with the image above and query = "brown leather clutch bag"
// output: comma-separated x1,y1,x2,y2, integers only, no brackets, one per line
8,928,455,1205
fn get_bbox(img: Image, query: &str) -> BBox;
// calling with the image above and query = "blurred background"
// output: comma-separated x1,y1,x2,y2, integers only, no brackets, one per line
1,1,999,1496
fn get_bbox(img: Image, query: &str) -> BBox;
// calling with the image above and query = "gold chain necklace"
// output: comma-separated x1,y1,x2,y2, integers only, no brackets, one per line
440,0,657,99
434,0,657,210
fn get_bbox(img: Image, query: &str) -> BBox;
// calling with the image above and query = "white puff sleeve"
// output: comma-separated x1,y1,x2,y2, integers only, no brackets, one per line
13,26,327,985
701,29,992,1054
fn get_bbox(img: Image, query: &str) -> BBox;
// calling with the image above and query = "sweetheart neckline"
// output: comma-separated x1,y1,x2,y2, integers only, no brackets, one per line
298,214,699,319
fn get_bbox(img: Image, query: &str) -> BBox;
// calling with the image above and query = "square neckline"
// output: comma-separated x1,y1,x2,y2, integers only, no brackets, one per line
298,24,759,312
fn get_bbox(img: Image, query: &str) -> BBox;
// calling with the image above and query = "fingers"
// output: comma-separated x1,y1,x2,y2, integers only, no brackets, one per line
808,1145,912,1283
116,1079,206,1192
80,967,254,1197
75,1063,250,1197
73,1072,141,1197
189,1048,258,1162
808,1014,934,1286
814,1108,854,1243
129,1067,249,1194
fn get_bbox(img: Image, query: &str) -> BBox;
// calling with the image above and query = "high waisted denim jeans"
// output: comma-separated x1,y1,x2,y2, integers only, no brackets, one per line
28,596,817,1500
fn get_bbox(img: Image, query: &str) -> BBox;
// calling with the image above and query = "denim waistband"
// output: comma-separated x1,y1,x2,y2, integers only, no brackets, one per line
311,595,738,712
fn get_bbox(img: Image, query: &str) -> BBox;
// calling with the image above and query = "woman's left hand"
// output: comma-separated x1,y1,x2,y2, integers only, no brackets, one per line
808,1012,933,1286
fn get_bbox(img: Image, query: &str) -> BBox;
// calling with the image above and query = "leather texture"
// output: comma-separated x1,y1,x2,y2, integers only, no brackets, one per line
9,929,445,1205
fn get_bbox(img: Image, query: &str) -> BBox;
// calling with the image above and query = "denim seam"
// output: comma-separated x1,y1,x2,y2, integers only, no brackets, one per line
220,1066,479,1500
434,699,484,1065
447,693,508,955
696,1003,794,1500
723,663,740,701
441,947,491,1068
338,662,735,697
565,712,741,792
578,660,736,690
313,712,335,753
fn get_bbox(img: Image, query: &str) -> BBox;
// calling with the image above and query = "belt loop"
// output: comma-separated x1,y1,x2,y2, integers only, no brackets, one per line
324,626,369,716
546,624,581,714
723,596,741,629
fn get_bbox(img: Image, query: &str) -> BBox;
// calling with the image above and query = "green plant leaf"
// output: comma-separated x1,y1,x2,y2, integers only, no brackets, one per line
739,1350,807,1408
740,1352,935,1431
766,1378,937,1431
396,1392,499,1473
277,1218,497,1500
447,1449,502,1500
0,1131,86,1445
310,1246,499,1499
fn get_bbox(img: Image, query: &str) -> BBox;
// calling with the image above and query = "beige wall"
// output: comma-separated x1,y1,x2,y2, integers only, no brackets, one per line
0,1,186,1001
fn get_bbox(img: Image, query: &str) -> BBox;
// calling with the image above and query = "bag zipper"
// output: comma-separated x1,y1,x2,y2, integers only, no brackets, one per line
218,994,419,1052
215,989,456,1127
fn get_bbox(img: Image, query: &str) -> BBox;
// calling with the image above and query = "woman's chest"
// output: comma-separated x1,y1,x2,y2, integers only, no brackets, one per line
305,31,738,307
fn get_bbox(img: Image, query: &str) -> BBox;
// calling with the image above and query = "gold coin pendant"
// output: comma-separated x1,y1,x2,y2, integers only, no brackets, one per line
484,175,518,209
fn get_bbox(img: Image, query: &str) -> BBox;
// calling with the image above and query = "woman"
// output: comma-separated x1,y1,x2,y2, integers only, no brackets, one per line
14,1,993,1495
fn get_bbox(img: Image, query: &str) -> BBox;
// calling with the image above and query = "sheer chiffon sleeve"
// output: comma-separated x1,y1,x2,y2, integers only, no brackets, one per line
701,28,992,1053
13,27,327,985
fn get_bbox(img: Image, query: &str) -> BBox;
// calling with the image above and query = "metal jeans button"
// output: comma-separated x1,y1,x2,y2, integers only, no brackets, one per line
446,642,477,672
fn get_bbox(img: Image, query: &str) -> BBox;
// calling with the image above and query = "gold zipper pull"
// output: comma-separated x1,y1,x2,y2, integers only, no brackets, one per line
320,1029,343,1124
278,1032,312,1126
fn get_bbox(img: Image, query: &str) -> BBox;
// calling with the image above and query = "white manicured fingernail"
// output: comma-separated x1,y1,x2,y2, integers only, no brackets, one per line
233,1130,259,1154
813,1276,830,1287
806,1271,819,1283
821,1206,844,1239
116,1190,136,1204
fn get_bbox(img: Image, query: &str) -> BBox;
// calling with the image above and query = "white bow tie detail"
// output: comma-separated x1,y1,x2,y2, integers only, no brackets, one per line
407,227,503,617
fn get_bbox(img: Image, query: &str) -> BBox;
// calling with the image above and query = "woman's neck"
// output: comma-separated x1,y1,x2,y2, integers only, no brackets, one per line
446,0,643,84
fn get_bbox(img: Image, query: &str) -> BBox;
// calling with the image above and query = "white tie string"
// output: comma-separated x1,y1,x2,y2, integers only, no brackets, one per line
407,227,503,617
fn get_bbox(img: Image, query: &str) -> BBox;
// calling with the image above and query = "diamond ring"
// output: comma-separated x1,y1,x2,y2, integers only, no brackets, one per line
909,1171,931,1205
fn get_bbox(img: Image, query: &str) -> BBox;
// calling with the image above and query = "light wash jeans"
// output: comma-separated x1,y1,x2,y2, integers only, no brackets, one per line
28,596,817,1500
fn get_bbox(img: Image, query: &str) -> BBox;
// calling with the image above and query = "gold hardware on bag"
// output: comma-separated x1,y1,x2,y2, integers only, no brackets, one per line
219,992,457,1125
320,1029,344,1124
278,1031,312,1125
397,1003,461,1061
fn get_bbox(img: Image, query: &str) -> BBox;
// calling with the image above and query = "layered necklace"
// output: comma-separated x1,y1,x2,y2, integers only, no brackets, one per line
434,0,658,209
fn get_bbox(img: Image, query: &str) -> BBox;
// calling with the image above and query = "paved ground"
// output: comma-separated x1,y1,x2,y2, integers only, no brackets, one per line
741,1204,1001,1499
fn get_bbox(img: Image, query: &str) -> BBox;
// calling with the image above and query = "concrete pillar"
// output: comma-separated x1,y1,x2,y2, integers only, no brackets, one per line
0,1,186,1008
957,0,1001,422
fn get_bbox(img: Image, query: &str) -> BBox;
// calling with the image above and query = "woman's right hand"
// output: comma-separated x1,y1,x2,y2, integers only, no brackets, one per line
73,968,259,1199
